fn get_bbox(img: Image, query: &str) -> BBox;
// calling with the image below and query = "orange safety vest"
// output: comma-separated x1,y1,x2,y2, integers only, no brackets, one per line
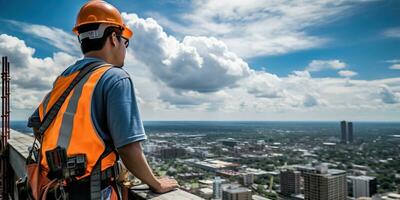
37,63,117,179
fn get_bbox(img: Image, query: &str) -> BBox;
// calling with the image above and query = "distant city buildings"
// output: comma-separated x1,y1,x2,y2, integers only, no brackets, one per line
280,168,301,196
348,175,377,198
159,146,186,159
213,176,223,200
193,159,240,172
241,173,254,186
341,120,354,144
220,139,239,147
222,185,252,200
304,165,347,200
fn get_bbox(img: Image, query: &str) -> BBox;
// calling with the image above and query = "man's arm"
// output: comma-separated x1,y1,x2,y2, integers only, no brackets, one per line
117,142,178,193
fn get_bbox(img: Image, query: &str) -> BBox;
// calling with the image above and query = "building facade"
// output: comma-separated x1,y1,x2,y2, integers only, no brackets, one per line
222,186,252,200
280,169,301,196
350,176,377,198
340,121,354,144
304,166,347,200
213,176,223,200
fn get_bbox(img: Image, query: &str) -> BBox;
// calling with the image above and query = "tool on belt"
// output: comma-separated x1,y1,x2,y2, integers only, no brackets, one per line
45,146,87,180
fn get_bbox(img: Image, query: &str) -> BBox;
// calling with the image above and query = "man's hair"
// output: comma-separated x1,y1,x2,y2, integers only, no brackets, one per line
77,23,122,54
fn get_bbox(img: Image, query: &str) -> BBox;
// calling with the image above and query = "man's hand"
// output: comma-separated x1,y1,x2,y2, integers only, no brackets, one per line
118,142,179,194
151,177,179,194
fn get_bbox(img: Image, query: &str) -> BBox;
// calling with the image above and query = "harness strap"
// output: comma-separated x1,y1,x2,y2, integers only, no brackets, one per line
90,144,119,199
90,160,102,200
37,61,105,137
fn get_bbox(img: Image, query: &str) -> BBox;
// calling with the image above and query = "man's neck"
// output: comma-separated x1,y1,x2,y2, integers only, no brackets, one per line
84,51,112,64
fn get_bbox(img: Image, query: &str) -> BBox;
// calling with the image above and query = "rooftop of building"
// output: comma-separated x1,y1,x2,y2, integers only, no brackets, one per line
348,175,376,181
195,159,240,169
223,185,251,193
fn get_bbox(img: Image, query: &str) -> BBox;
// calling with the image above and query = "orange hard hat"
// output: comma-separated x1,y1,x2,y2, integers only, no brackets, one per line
73,0,133,39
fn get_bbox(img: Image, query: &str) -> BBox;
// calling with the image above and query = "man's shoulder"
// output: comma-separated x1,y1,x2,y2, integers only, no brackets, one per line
101,66,131,83
96,66,132,93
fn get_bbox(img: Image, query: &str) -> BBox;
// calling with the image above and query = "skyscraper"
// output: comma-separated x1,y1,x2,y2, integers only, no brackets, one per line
213,176,223,200
340,121,354,144
341,120,347,144
304,165,347,200
348,122,353,143
280,169,301,196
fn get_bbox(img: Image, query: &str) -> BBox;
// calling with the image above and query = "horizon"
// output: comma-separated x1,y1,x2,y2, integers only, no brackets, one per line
10,120,400,123
1,0,400,121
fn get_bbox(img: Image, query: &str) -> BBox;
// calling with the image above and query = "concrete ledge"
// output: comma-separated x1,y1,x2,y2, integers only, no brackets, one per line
129,184,204,200
8,130,34,179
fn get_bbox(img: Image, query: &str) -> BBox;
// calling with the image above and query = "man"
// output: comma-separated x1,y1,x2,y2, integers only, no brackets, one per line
28,1,177,199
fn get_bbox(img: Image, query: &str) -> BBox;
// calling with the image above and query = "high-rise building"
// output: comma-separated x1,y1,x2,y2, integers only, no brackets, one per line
348,122,353,143
304,165,347,200
340,121,354,144
341,120,347,143
280,169,301,196
213,176,223,200
349,176,377,198
222,186,252,200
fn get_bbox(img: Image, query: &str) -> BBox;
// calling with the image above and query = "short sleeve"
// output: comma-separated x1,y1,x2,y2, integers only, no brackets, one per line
27,108,40,128
106,77,147,148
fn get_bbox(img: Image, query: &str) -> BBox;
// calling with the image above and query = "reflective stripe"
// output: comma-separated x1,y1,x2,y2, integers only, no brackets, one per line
57,68,98,148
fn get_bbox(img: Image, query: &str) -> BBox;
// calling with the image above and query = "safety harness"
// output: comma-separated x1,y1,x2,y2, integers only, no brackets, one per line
28,61,119,200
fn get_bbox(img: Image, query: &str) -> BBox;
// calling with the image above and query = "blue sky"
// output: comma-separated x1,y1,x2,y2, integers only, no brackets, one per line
0,0,399,121
1,0,399,80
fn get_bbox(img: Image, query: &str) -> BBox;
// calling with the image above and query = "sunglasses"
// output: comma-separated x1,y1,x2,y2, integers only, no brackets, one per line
121,36,129,48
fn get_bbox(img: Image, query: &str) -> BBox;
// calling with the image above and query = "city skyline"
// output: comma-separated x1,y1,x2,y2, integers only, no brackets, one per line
0,0,399,121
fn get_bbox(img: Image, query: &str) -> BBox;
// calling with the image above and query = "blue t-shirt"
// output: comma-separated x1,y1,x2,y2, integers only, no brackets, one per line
28,57,147,149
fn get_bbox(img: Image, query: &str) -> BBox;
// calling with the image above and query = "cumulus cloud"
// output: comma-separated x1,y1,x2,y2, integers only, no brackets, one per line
122,13,250,93
338,70,358,77
389,64,400,70
2,13,400,121
379,86,400,104
153,0,366,58
303,94,319,107
245,71,284,98
0,34,76,109
383,27,400,38
306,59,346,72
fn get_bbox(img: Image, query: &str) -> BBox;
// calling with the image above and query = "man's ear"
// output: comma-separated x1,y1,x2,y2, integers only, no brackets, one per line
110,32,118,47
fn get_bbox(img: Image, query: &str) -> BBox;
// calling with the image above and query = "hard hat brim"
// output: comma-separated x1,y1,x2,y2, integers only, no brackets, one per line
121,25,133,39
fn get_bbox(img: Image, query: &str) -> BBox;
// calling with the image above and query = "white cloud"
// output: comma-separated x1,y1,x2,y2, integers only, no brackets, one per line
2,13,400,121
122,13,250,93
245,71,284,98
6,20,81,56
383,27,400,38
384,59,400,63
379,86,400,104
338,70,358,77
306,59,346,72
152,0,366,58
389,64,400,70
0,34,77,110
303,94,319,107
